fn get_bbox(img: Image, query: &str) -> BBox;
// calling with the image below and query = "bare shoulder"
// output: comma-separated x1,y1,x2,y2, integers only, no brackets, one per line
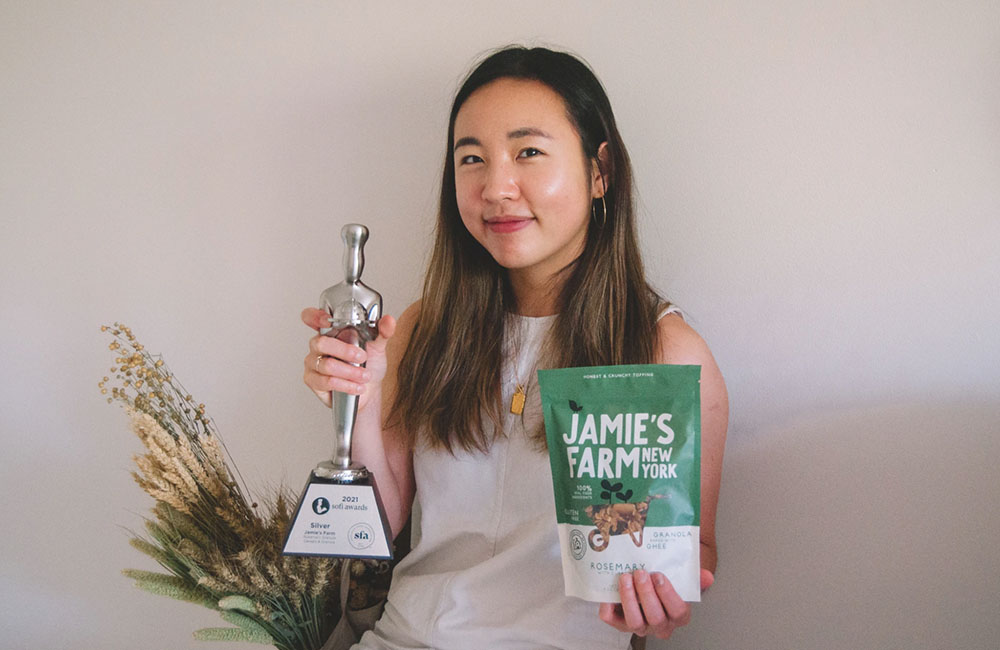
654,313,715,366
654,313,729,436
398,299,422,326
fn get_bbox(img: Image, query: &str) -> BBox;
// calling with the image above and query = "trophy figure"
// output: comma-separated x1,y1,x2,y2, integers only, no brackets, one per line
282,224,393,560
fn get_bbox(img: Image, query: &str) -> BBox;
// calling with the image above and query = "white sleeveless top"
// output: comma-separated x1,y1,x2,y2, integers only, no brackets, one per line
355,306,679,650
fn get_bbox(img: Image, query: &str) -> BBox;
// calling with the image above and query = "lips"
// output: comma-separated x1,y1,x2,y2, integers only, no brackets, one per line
485,216,533,233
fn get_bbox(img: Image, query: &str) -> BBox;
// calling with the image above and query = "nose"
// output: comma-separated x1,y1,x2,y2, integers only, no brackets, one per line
481,159,519,203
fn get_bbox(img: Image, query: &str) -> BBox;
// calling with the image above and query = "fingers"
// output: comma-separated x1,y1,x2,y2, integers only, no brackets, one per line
301,309,396,409
367,314,397,354
305,353,371,395
309,333,367,365
617,573,649,636
701,568,715,592
633,570,671,638
302,307,396,349
599,572,692,641
314,355,372,383
651,572,691,630
307,383,332,408
305,315,398,363
301,307,329,332
598,602,627,631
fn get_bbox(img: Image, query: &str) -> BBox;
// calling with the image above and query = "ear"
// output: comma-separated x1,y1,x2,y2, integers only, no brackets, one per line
590,142,610,198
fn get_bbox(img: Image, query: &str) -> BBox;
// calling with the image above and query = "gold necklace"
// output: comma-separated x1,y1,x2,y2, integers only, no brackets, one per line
509,321,533,415
511,381,527,415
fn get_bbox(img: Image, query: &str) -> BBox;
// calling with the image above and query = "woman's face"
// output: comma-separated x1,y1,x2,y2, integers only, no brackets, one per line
453,78,604,281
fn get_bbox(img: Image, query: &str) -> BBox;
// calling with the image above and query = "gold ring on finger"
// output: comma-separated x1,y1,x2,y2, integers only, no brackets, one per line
315,354,325,372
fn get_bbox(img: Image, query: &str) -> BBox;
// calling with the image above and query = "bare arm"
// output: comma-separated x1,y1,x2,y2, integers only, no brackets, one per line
654,313,729,577
599,313,729,640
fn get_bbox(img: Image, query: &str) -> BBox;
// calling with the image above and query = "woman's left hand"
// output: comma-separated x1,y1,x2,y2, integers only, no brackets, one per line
598,569,713,640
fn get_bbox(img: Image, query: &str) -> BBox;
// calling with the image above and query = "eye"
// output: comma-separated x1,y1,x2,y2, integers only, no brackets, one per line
458,154,483,165
517,147,543,159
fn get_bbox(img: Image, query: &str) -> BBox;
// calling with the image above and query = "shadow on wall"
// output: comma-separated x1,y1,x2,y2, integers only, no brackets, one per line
665,399,1000,650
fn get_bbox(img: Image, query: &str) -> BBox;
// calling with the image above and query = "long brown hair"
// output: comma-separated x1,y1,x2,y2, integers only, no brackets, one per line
389,46,664,453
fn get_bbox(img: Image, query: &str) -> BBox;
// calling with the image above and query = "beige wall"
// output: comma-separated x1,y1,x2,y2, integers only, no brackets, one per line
2,2,998,648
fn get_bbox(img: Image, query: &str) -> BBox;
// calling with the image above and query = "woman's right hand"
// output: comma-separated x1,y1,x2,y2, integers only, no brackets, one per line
302,307,397,411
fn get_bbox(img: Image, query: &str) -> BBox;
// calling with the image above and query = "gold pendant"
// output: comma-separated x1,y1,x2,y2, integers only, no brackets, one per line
510,384,526,415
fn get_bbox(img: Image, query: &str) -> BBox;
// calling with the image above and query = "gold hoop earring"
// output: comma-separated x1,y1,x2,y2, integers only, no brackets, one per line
593,196,607,228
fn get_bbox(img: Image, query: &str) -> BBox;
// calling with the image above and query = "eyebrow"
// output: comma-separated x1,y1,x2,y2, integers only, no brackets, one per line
508,127,552,140
453,136,480,151
453,127,553,152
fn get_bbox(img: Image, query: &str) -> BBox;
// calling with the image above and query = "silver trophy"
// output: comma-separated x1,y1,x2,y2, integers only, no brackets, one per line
315,223,382,481
283,224,393,560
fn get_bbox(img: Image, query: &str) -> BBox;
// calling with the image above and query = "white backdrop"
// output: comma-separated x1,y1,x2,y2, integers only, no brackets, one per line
2,2,998,648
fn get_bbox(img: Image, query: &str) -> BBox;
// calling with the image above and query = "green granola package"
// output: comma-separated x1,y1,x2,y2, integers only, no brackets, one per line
537,364,701,603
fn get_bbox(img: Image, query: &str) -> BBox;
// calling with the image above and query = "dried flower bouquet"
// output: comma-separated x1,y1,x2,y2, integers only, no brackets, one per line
101,324,391,648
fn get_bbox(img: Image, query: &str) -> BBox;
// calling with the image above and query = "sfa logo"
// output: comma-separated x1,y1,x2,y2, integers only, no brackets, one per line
348,523,375,550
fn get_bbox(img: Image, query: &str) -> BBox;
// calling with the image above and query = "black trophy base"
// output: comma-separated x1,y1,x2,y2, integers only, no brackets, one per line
281,467,393,560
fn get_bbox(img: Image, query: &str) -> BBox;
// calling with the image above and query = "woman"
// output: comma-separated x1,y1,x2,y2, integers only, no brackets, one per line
303,46,728,649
